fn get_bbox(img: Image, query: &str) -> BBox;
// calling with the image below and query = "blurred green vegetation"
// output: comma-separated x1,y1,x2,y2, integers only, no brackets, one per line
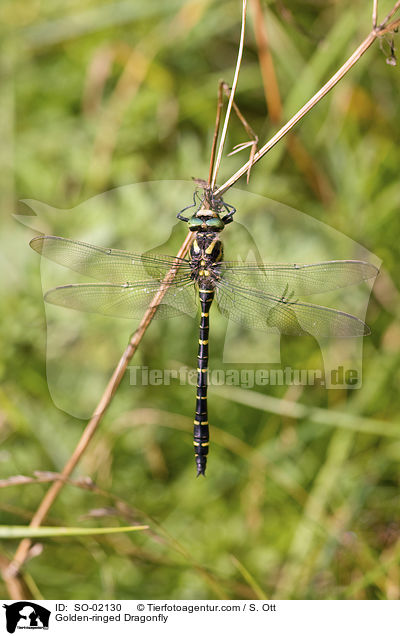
1,0,400,600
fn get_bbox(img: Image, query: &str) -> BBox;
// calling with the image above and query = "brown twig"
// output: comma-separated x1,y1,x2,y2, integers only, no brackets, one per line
220,83,258,141
379,16,400,35
209,78,259,185
220,81,258,183
207,81,225,185
379,0,400,27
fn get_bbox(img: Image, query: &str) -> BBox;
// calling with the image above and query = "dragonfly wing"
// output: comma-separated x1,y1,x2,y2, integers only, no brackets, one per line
219,260,378,297
44,280,197,319
30,235,192,284
215,280,369,337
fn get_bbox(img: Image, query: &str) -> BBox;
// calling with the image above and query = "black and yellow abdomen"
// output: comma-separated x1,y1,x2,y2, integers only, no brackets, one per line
190,231,223,476
193,287,214,475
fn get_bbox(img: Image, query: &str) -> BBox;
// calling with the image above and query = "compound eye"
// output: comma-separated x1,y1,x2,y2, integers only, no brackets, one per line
206,217,224,231
187,216,203,231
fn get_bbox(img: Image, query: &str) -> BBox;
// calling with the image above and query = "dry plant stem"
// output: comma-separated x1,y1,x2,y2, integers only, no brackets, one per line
6,231,194,584
381,0,400,26
373,0,378,27
207,81,224,185
221,82,258,182
380,16,400,34
221,83,258,142
215,5,400,196
211,0,247,188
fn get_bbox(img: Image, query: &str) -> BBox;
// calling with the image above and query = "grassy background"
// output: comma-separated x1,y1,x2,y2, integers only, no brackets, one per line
1,0,400,599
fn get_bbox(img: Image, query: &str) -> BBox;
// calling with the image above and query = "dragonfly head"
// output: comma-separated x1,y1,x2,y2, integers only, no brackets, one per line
177,190,236,228
188,210,225,233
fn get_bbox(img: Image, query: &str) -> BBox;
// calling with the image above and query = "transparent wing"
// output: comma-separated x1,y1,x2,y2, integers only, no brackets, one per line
44,280,197,319
219,260,378,297
215,279,369,337
30,235,192,284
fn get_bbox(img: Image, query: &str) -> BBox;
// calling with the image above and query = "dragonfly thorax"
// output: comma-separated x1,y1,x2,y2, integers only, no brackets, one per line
190,232,223,284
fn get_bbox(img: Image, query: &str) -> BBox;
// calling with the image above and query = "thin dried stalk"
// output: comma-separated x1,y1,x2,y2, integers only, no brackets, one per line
207,81,225,185
379,16,400,35
373,0,379,27
380,0,400,27
221,81,258,182
211,0,247,188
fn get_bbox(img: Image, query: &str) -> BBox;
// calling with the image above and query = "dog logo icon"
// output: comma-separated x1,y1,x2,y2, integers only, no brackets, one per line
2,602,50,633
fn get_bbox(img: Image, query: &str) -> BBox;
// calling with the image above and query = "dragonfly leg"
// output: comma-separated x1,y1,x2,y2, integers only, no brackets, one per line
277,283,297,305
281,283,289,301
220,201,236,224
177,191,199,221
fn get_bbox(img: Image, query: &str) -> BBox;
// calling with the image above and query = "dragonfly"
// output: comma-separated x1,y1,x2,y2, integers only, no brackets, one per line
30,188,378,476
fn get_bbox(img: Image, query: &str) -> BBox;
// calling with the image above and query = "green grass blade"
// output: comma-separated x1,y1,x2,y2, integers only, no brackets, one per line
213,386,400,438
0,525,148,539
